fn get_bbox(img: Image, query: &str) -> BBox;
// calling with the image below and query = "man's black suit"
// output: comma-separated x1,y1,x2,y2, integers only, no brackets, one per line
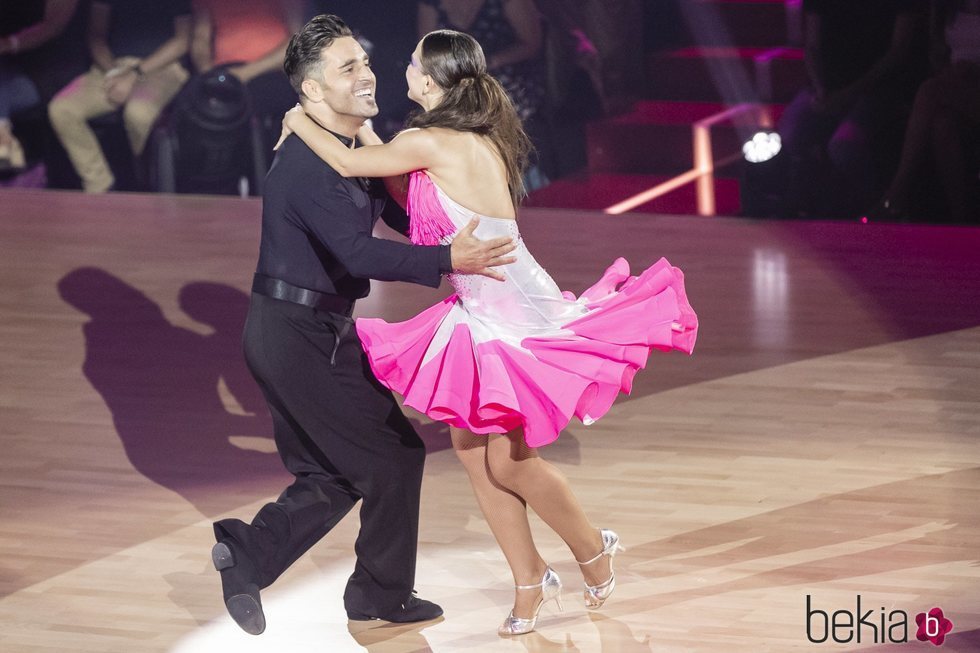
213,128,451,617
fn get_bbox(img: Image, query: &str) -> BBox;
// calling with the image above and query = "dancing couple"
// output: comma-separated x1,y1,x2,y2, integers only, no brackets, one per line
211,14,697,637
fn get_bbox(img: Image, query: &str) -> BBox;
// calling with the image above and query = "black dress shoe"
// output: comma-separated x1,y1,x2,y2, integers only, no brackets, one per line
347,594,444,623
212,541,266,635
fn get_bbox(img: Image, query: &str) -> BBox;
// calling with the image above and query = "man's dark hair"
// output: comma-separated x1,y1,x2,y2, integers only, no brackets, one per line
284,14,353,95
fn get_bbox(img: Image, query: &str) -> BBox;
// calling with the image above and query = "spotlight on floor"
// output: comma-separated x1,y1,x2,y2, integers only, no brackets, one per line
743,131,782,163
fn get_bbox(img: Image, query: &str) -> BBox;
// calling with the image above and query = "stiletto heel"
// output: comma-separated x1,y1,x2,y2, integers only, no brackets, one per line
577,528,624,609
498,566,563,636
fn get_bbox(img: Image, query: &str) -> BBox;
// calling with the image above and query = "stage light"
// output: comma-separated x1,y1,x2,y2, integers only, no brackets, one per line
743,131,782,163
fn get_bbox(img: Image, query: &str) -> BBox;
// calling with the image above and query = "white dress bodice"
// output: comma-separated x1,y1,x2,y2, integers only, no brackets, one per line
430,181,589,336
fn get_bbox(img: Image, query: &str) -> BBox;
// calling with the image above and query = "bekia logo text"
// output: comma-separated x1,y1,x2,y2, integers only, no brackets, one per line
806,595,953,646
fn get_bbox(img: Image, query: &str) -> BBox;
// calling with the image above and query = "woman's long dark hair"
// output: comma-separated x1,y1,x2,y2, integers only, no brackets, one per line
408,30,533,208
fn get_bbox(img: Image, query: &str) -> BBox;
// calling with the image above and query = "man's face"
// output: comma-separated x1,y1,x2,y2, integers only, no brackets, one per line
304,36,378,119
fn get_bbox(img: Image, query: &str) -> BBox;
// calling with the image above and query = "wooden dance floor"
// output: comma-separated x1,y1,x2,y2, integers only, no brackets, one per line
1,189,978,652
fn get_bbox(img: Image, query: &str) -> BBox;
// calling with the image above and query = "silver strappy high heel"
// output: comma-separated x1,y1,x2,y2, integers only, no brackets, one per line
498,566,563,636
577,528,625,609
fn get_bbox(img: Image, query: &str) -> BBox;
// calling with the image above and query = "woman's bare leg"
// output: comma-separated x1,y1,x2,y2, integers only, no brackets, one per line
450,427,548,619
484,431,611,589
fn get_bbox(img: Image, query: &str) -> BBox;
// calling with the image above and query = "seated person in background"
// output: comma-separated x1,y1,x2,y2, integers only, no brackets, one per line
872,0,980,222
777,0,929,217
418,0,547,187
48,0,191,193
0,0,80,171
190,0,302,126
533,0,643,117
418,0,545,125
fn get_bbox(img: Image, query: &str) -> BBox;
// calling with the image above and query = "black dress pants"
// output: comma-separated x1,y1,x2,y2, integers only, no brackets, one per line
213,293,426,616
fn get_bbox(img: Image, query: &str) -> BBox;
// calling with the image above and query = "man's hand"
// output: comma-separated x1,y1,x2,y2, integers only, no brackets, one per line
227,64,253,84
450,218,518,281
103,66,139,106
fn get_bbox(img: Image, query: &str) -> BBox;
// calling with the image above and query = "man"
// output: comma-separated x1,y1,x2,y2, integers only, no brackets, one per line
211,15,517,636
48,0,192,193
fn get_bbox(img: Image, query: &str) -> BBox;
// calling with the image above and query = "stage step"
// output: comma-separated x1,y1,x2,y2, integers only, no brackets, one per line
646,46,805,104
526,172,741,216
539,1,799,216
586,100,784,175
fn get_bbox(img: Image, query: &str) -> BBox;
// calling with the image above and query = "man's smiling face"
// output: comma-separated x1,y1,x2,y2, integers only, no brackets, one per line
305,36,378,120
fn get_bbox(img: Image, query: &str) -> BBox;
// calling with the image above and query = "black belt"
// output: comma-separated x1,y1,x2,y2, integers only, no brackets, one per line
252,274,353,316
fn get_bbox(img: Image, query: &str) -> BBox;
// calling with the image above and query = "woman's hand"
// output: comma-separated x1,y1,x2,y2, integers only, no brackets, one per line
274,103,305,150
356,119,383,146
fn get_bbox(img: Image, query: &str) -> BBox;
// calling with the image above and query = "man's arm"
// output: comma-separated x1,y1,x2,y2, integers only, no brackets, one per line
190,1,213,73
87,1,115,71
488,0,542,70
0,0,78,55
307,181,446,288
418,1,439,39
104,11,191,105
226,0,304,83
802,9,827,99
378,185,411,238
301,166,515,285
133,14,192,75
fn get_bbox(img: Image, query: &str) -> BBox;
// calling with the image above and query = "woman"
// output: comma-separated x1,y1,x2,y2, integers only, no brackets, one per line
417,0,544,123
418,0,549,188
280,30,698,635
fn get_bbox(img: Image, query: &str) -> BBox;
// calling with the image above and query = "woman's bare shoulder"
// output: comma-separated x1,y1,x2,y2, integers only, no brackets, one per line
392,127,474,167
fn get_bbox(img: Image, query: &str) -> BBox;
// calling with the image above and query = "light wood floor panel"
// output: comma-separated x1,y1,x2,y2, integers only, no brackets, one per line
0,189,978,651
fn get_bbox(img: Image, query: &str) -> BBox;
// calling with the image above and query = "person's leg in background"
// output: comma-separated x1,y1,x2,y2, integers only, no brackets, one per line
48,66,118,192
775,88,839,216
875,62,980,221
120,61,189,160
932,108,975,222
928,63,980,222
0,64,42,169
826,96,880,215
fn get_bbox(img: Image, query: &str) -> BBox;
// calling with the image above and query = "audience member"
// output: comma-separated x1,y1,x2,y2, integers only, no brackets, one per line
190,0,302,123
533,0,643,117
777,0,929,216
418,0,547,187
48,0,191,193
0,0,80,171
418,0,545,124
871,0,980,222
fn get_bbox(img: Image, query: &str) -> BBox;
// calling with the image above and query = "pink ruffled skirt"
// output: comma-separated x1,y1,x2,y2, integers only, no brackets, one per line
357,257,697,447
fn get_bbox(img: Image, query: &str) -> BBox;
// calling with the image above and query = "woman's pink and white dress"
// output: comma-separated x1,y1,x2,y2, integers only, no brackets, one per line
356,172,698,447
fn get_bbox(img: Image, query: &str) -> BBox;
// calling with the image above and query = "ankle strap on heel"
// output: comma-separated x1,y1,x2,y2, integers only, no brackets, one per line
514,580,545,590
576,550,604,566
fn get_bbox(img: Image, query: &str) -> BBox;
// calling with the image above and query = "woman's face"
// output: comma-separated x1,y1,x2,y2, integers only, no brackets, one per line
405,40,430,107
